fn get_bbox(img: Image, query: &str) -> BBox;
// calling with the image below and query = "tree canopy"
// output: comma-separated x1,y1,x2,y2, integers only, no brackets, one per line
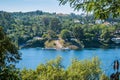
60,29,71,41
58,0,120,19
0,11,119,48
21,57,105,80
0,27,21,80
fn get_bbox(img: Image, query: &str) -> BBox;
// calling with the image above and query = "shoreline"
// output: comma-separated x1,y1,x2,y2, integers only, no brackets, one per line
20,46,120,50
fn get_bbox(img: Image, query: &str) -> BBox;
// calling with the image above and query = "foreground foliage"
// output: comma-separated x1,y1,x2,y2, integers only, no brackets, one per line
58,0,120,19
21,57,108,80
0,27,21,80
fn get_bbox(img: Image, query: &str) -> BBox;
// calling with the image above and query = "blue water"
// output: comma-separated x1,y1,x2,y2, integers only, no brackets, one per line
17,48,120,75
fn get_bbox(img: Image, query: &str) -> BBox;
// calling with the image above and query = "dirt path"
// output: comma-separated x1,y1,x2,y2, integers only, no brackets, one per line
54,40,63,49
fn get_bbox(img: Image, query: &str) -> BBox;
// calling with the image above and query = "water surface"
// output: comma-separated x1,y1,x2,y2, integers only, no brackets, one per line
17,48,120,75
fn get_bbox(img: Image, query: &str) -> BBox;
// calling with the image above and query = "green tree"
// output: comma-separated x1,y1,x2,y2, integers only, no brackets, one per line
58,0,120,19
72,25,84,40
21,68,36,80
21,57,103,80
42,30,57,40
100,25,115,43
100,73,109,80
0,27,21,80
67,57,101,80
60,29,71,41
49,18,62,33
42,17,50,27
21,56,66,80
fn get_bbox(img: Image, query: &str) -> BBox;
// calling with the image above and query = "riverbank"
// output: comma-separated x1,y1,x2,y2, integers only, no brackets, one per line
20,38,120,50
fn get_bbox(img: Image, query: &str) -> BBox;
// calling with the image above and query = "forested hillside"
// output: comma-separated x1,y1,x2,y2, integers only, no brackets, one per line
0,11,120,49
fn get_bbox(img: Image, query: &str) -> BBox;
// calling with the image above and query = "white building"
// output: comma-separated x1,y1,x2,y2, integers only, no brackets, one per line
111,38,120,44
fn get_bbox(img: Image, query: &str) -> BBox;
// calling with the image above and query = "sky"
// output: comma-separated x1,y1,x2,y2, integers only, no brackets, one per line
0,0,82,14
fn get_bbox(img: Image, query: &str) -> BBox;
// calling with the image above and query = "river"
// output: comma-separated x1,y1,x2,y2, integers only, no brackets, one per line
17,48,120,76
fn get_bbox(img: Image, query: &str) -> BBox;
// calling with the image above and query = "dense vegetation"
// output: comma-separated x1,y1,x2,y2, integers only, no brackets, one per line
58,0,120,19
0,0,119,79
0,11,120,49
21,57,109,80
0,27,21,80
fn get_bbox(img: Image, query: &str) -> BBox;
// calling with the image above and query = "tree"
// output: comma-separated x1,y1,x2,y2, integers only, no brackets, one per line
100,73,109,80
0,11,14,31
58,0,120,19
42,30,57,40
72,25,84,40
60,29,71,41
0,27,21,80
21,57,103,80
49,18,62,33
100,25,115,43
67,57,101,80
21,56,66,80
42,17,50,27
